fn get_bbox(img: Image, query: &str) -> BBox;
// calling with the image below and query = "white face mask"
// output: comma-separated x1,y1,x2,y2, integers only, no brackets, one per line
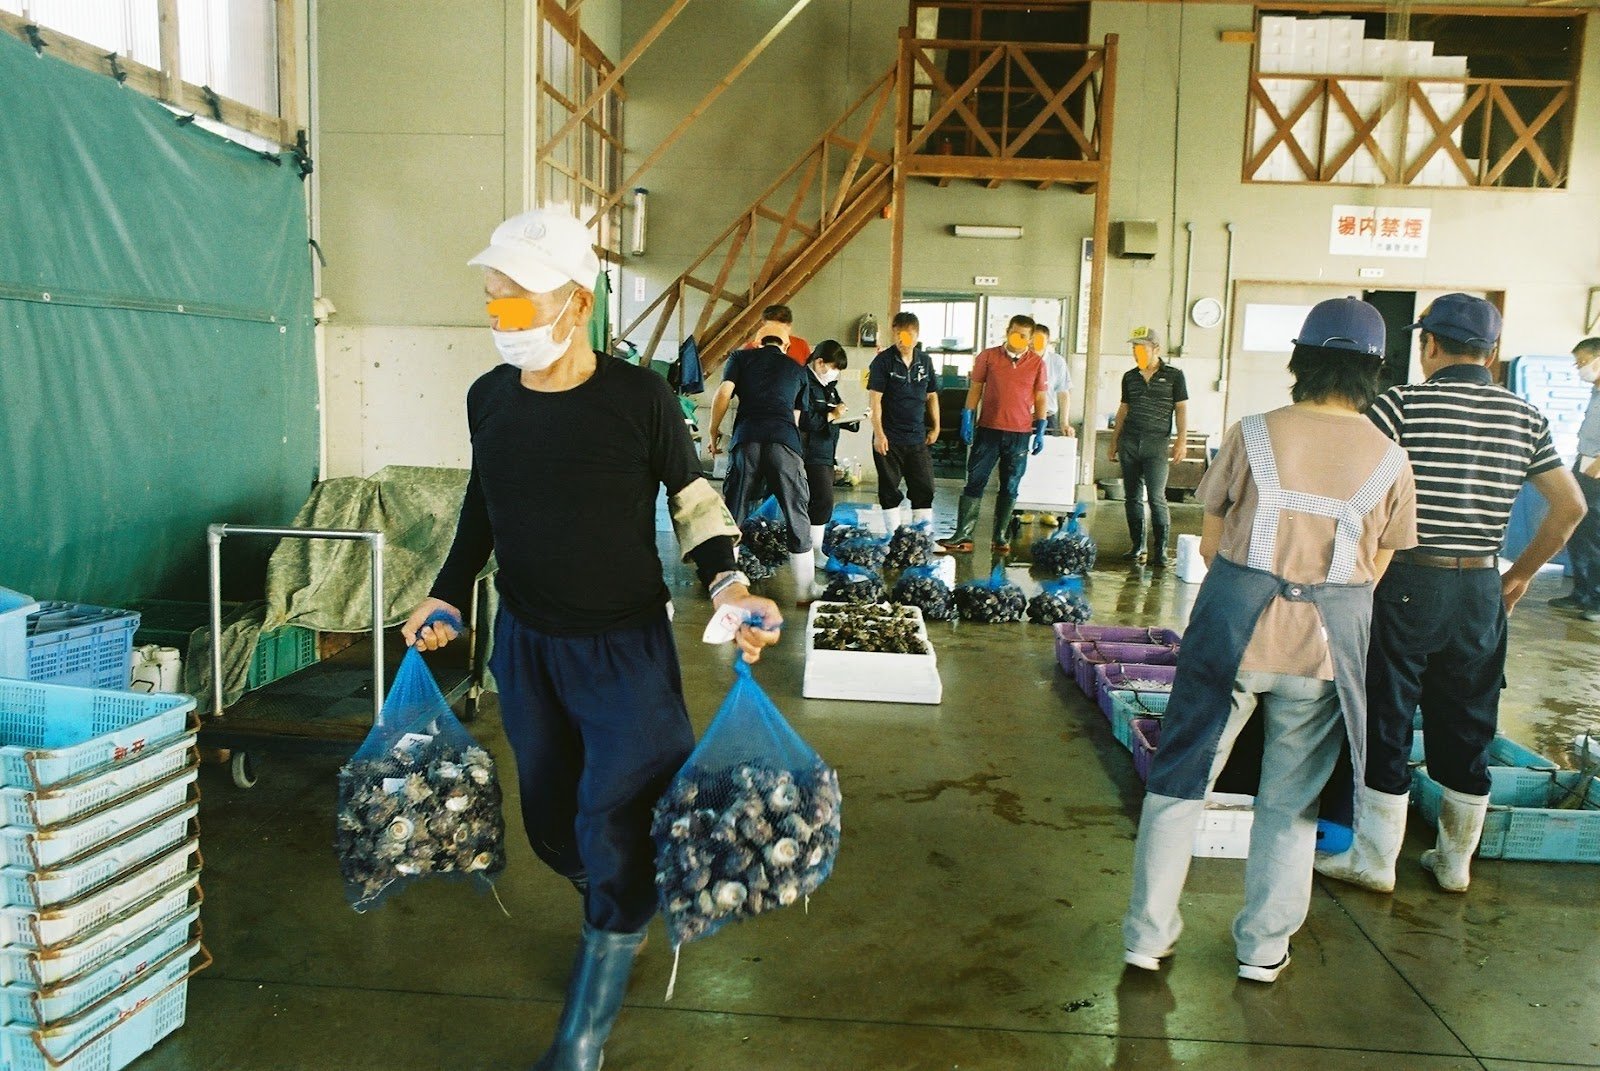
493,292,575,372
819,368,840,385
1579,358,1600,384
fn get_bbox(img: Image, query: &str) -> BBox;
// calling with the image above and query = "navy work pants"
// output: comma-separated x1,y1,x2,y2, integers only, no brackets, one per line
1567,467,1600,611
1118,433,1171,546
1364,562,1506,797
962,428,1030,500
490,609,695,933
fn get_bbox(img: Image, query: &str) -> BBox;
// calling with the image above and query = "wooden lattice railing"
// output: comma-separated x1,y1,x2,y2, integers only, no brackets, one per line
1246,72,1575,188
901,36,1111,186
618,66,897,369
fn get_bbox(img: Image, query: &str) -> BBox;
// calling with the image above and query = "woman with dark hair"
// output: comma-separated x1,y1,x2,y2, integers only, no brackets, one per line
1122,298,1418,985
799,340,853,565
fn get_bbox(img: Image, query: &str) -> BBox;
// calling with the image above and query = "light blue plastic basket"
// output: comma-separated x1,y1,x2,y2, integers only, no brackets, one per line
0,681,193,791
24,604,140,690
0,589,39,681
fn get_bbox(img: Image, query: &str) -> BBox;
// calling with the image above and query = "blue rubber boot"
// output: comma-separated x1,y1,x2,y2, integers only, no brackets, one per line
532,924,647,1071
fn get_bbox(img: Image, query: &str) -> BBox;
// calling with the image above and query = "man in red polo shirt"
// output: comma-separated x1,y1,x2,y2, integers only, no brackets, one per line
938,314,1048,554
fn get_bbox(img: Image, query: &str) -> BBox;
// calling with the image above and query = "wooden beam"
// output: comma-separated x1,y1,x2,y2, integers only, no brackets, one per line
157,0,180,103
983,178,1004,189
1035,180,1055,191
587,0,815,225
1078,34,1118,495
905,154,1102,183
275,0,298,144
888,29,911,316
537,0,691,160
1220,30,1257,44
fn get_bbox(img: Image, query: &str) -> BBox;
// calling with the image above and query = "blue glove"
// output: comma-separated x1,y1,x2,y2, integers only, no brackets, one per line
1032,419,1047,455
960,409,975,445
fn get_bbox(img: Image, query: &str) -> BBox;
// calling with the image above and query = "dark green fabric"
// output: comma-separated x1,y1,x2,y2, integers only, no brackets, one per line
0,33,317,605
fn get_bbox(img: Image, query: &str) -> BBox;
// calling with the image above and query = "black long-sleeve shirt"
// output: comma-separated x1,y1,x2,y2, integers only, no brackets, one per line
431,357,735,636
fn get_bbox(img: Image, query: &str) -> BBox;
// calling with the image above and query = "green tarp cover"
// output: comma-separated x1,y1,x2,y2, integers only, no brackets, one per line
0,32,318,605
264,465,483,633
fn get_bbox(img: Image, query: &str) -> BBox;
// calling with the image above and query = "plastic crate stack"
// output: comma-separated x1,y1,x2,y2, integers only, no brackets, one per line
129,599,318,693
0,678,206,1071
0,587,141,692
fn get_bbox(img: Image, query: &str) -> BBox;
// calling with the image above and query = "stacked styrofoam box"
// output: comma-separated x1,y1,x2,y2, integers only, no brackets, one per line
0,680,203,1071
1256,16,1474,187
802,603,941,705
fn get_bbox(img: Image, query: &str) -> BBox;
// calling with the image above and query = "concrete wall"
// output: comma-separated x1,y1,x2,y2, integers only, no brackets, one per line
617,0,1600,445
315,0,531,476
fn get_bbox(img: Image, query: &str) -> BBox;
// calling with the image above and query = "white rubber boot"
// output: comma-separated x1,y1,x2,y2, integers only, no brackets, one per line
1420,786,1488,893
811,525,827,567
791,552,820,606
1314,787,1410,893
911,508,934,528
882,506,902,533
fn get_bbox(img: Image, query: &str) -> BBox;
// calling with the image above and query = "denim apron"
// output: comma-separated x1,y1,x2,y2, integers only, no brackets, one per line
1145,413,1407,805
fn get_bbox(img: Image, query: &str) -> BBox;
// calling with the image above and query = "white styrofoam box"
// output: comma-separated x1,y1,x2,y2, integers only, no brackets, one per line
1259,16,1298,44
1328,18,1364,46
1292,39,1329,74
1176,535,1207,585
1293,19,1329,45
1399,41,1433,75
1194,793,1255,859
0,876,199,988
927,556,956,588
0,770,197,870
1361,40,1397,76
1015,436,1079,513
1431,55,1468,78
0,840,199,950
1326,42,1359,75
802,603,942,705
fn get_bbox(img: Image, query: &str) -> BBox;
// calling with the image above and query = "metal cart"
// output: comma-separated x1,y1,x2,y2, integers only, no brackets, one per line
202,524,489,789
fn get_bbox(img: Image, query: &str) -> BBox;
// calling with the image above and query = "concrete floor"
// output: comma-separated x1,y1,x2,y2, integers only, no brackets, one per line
168,498,1599,1071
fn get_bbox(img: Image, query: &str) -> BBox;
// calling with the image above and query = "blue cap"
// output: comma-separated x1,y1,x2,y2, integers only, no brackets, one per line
1294,297,1386,357
1406,293,1501,346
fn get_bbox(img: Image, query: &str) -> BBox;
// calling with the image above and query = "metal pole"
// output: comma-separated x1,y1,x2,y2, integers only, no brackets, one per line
1217,221,1237,395
207,526,225,720
1178,222,1196,354
370,532,386,724
205,524,387,724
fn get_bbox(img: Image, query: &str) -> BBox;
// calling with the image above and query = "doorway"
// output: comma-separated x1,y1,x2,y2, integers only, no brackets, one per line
1363,290,1416,392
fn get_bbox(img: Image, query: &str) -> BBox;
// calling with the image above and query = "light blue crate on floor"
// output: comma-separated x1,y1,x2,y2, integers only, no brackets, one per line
24,603,140,690
0,680,193,791
1412,760,1600,863
0,589,38,680
1108,690,1171,752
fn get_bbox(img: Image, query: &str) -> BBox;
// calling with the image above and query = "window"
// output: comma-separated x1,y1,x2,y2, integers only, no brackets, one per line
1247,7,1582,189
538,2,625,261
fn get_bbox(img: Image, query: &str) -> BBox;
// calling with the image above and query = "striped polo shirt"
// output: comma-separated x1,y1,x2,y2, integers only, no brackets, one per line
1367,363,1561,555
1120,363,1189,439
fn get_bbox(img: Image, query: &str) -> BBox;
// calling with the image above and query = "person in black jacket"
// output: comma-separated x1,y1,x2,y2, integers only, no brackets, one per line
798,341,854,562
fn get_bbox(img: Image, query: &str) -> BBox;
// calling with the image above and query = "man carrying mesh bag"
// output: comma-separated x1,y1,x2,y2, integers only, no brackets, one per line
651,659,841,996
404,208,782,1071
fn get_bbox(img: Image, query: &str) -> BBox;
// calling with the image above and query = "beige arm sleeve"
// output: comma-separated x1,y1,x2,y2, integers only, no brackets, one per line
670,476,740,560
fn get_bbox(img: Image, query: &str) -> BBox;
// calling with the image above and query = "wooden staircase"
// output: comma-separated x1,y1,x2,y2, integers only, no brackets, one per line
621,33,1120,379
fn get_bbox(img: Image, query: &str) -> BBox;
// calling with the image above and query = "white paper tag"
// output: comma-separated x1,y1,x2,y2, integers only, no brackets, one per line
382,777,407,794
701,603,749,645
395,732,433,755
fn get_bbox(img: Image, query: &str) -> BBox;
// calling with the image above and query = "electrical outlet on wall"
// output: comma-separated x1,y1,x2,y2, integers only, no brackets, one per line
1358,267,1384,279
974,275,999,287
633,276,647,301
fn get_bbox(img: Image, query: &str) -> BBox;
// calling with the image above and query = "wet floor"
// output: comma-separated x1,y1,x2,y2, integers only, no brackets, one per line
168,496,1599,1070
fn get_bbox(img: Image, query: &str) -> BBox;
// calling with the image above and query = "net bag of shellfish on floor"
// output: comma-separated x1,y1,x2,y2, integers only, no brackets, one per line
740,495,790,567
1026,576,1091,625
1031,504,1097,576
821,561,886,604
337,617,507,911
891,563,953,621
953,564,1027,623
736,544,776,583
829,531,888,570
651,660,841,991
884,522,936,570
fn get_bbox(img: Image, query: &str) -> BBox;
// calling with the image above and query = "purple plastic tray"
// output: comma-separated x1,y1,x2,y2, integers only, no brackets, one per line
1071,642,1181,697
1053,624,1180,676
1132,718,1161,783
1095,663,1179,720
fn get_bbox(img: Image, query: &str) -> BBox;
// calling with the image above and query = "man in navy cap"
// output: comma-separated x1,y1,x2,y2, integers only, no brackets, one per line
1317,294,1586,896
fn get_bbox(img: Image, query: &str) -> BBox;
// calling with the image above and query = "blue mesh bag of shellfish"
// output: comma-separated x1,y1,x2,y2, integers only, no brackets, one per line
336,611,507,911
739,495,790,566
1030,503,1097,576
651,659,842,996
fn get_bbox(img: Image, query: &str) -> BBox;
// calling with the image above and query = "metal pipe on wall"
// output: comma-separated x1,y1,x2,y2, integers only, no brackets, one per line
1178,221,1196,354
1216,222,1237,393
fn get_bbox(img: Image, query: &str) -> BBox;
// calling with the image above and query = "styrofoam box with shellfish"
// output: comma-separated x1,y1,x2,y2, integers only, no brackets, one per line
802,603,942,705
1194,793,1255,859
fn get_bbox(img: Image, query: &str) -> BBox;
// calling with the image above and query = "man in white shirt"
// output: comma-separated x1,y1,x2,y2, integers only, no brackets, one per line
1033,324,1074,437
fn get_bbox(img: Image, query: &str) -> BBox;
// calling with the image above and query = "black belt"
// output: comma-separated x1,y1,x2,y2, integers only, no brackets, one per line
1395,549,1497,570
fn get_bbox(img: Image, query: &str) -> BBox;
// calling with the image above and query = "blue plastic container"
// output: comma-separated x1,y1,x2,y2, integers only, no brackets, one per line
0,590,39,680
24,604,139,690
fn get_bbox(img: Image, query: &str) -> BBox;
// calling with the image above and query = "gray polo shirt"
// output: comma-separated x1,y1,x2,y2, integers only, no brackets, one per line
1120,362,1189,439
1579,386,1600,458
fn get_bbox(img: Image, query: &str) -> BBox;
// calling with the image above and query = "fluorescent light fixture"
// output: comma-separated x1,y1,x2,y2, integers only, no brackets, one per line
951,224,1024,239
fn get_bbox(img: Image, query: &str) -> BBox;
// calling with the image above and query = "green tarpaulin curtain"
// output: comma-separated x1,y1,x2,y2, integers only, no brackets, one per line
0,33,318,604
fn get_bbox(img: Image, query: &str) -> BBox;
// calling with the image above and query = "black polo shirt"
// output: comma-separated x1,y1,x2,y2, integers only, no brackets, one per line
722,344,806,454
1120,362,1189,439
868,346,937,446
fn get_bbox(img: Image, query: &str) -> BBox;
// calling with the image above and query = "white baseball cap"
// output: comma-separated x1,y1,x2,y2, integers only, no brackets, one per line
469,209,600,295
